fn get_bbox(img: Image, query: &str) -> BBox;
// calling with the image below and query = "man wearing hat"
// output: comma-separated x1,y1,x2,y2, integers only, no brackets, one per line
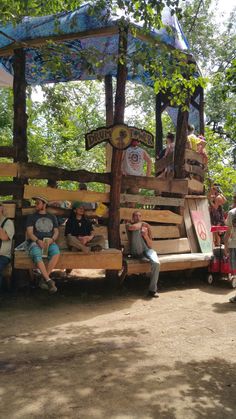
65,201,105,252
0,202,15,291
26,196,60,294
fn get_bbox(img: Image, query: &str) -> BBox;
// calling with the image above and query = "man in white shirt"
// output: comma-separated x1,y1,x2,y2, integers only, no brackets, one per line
121,140,152,206
0,203,14,290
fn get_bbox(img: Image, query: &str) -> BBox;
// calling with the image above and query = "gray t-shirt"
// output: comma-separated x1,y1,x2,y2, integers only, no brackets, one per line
26,213,58,241
0,217,15,259
128,229,149,257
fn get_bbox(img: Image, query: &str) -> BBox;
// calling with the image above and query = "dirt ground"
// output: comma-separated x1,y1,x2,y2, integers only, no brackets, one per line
0,269,235,419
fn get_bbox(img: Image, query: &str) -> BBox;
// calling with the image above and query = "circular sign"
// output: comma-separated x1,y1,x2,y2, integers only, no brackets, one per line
110,125,131,149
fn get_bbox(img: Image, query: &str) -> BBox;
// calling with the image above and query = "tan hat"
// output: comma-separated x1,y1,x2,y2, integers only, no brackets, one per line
32,196,48,204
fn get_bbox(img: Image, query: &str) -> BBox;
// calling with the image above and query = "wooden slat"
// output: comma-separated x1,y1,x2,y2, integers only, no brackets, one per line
126,252,212,275
14,249,122,270
122,176,188,194
184,199,199,253
185,149,204,164
184,163,204,178
0,163,18,177
120,193,184,207
120,208,183,224
152,238,190,254
23,184,110,203
119,224,180,240
187,178,204,194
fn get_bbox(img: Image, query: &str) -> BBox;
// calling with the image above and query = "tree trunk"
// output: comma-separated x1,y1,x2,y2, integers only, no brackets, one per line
108,26,128,249
105,75,114,187
155,93,163,174
13,48,28,201
174,105,189,179
199,87,204,135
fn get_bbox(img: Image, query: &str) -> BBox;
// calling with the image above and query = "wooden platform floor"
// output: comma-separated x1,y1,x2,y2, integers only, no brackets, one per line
125,253,213,275
14,249,123,271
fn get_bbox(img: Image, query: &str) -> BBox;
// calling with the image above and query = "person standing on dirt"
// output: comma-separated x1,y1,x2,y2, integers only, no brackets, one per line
127,211,160,298
26,196,59,294
224,196,236,303
0,202,14,291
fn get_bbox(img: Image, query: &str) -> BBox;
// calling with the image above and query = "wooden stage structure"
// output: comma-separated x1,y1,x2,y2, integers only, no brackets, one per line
0,6,212,282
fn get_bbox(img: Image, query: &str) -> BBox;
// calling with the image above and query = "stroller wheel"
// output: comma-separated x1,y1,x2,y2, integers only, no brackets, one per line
231,276,236,289
207,274,214,285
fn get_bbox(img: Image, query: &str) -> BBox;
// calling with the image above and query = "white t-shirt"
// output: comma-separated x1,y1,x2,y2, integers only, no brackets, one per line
0,217,15,259
225,208,236,248
122,146,147,176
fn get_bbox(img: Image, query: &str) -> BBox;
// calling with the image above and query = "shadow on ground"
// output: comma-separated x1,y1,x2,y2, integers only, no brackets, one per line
0,321,235,419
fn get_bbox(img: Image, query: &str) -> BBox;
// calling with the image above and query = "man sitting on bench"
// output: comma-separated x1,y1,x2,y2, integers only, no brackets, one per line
0,202,15,291
65,201,105,252
26,196,60,294
127,211,160,298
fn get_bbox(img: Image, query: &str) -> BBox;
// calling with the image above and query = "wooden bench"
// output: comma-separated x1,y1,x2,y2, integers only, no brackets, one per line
14,248,123,271
123,253,212,277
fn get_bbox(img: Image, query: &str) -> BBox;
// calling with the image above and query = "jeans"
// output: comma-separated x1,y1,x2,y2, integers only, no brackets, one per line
143,248,160,293
0,256,10,289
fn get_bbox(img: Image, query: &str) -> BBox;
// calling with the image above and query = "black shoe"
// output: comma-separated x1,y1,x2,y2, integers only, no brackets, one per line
147,291,159,298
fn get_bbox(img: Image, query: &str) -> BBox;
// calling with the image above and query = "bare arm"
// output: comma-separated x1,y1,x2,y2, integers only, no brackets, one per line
143,151,152,177
141,223,153,248
0,227,9,241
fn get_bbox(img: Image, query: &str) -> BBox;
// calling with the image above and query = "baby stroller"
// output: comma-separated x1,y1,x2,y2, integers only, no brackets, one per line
207,225,236,288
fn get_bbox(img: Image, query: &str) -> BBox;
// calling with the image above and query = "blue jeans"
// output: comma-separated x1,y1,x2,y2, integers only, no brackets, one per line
0,256,10,289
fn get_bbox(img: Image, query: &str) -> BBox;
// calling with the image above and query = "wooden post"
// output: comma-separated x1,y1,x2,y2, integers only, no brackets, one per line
199,87,204,135
13,48,28,202
12,48,28,245
108,25,128,249
155,93,163,174
105,75,113,190
174,104,189,179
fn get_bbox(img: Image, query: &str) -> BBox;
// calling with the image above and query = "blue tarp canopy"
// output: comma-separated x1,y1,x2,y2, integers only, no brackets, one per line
0,3,193,86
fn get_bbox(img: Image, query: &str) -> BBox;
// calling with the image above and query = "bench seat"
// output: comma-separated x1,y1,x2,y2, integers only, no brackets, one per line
14,249,123,271
124,253,213,275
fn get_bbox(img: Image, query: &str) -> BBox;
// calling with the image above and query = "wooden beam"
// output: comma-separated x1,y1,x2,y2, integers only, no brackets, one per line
108,25,128,249
120,224,180,240
0,27,119,57
0,181,23,196
120,207,183,224
184,163,205,178
0,146,16,159
14,249,122,270
120,193,184,207
0,163,18,177
122,176,188,194
18,162,110,184
185,149,204,164
105,75,113,175
187,178,204,194
23,184,110,203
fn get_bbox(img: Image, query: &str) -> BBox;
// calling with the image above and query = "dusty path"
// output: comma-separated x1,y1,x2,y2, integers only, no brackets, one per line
0,271,235,419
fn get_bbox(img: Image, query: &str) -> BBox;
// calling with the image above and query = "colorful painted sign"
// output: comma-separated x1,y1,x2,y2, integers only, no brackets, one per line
190,210,213,253
85,124,154,150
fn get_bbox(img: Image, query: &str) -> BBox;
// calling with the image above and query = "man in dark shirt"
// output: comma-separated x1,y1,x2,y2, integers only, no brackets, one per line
26,196,60,293
65,201,105,252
